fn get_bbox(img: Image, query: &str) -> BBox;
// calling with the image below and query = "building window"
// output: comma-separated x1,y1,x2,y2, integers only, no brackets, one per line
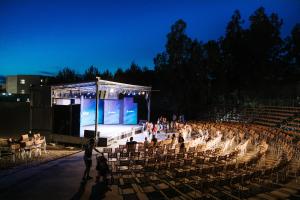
20,79,25,84
20,90,25,94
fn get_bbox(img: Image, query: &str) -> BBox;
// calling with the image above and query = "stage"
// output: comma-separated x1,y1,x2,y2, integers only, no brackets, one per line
81,124,143,145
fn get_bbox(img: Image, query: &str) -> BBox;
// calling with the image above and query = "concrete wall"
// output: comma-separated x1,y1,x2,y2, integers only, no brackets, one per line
0,102,30,138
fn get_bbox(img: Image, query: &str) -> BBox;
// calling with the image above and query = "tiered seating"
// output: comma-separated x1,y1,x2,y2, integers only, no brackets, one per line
244,106,300,128
98,122,300,200
283,117,300,135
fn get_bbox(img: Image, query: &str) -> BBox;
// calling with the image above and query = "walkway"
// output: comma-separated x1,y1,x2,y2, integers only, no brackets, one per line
0,151,119,200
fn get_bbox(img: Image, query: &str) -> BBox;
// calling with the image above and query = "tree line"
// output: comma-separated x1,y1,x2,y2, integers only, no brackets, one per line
49,7,300,120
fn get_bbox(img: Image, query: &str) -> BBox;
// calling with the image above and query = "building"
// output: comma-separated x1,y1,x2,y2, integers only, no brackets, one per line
6,75,46,94
0,76,5,92
0,83,5,92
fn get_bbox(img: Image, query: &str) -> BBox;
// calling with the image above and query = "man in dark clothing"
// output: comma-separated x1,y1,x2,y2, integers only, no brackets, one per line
82,138,101,180
178,133,185,152
126,137,137,153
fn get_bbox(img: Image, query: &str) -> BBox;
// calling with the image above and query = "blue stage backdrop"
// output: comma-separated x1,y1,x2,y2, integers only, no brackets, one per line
80,99,104,126
123,97,137,124
104,100,121,124
80,97,138,134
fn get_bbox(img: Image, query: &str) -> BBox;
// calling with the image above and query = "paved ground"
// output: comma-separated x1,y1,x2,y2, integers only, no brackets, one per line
0,151,118,200
0,132,169,200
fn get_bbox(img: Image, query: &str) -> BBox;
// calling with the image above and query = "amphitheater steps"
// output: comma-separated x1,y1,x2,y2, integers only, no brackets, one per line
243,156,300,200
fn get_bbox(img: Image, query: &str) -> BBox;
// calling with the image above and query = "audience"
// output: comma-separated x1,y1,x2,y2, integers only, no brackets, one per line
144,137,149,149
151,135,158,146
126,137,137,153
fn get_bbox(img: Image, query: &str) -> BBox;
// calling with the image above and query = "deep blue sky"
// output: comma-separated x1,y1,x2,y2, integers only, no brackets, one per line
0,0,300,76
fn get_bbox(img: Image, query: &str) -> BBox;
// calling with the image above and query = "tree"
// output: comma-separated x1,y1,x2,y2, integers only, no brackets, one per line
83,65,100,81
100,69,113,80
153,19,209,118
248,7,283,82
166,19,192,68
55,67,80,83
288,23,300,66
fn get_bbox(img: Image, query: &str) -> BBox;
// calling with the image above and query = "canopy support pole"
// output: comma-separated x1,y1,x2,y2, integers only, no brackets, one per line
95,78,100,142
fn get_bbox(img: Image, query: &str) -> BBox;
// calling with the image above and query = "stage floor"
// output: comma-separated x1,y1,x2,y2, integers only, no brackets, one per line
81,124,170,147
80,124,142,139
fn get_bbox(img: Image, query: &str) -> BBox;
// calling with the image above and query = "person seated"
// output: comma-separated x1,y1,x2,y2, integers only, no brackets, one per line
126,137,137,153
96,153,109,184
171,133,176,145
144,137,149,149
151,135,158,146
163,135,172,145
178,133,184,144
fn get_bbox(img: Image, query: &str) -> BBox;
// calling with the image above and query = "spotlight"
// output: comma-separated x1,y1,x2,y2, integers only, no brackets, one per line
142,91,145,95
110,88,114,93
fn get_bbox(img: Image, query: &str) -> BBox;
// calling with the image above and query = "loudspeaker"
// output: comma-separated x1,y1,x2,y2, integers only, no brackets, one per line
84,130,96,138
98,137,107,147
52,104,80,137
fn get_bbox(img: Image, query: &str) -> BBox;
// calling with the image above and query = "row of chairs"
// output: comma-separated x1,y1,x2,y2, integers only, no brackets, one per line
108,121,299,199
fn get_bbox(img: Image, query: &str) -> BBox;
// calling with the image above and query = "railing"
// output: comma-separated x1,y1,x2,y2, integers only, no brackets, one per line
107,126,143,146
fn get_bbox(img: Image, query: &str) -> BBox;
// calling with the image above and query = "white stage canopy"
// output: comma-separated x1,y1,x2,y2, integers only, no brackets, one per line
51,78,152,138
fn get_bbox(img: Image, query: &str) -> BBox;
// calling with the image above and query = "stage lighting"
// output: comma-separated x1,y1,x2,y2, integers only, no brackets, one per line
110,88,114,93
142,91,145,95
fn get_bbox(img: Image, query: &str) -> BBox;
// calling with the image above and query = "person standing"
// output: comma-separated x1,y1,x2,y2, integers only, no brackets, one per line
178,133,185,152
82,138,101,181
144,137,149,149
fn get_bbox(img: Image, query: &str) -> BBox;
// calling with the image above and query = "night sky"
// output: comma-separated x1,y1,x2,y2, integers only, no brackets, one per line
0,0,300,76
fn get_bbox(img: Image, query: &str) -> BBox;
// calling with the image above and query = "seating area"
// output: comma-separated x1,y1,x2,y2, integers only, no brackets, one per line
0,133,47,167
215,105,300,139
244,106,300,127
96,121,300,200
